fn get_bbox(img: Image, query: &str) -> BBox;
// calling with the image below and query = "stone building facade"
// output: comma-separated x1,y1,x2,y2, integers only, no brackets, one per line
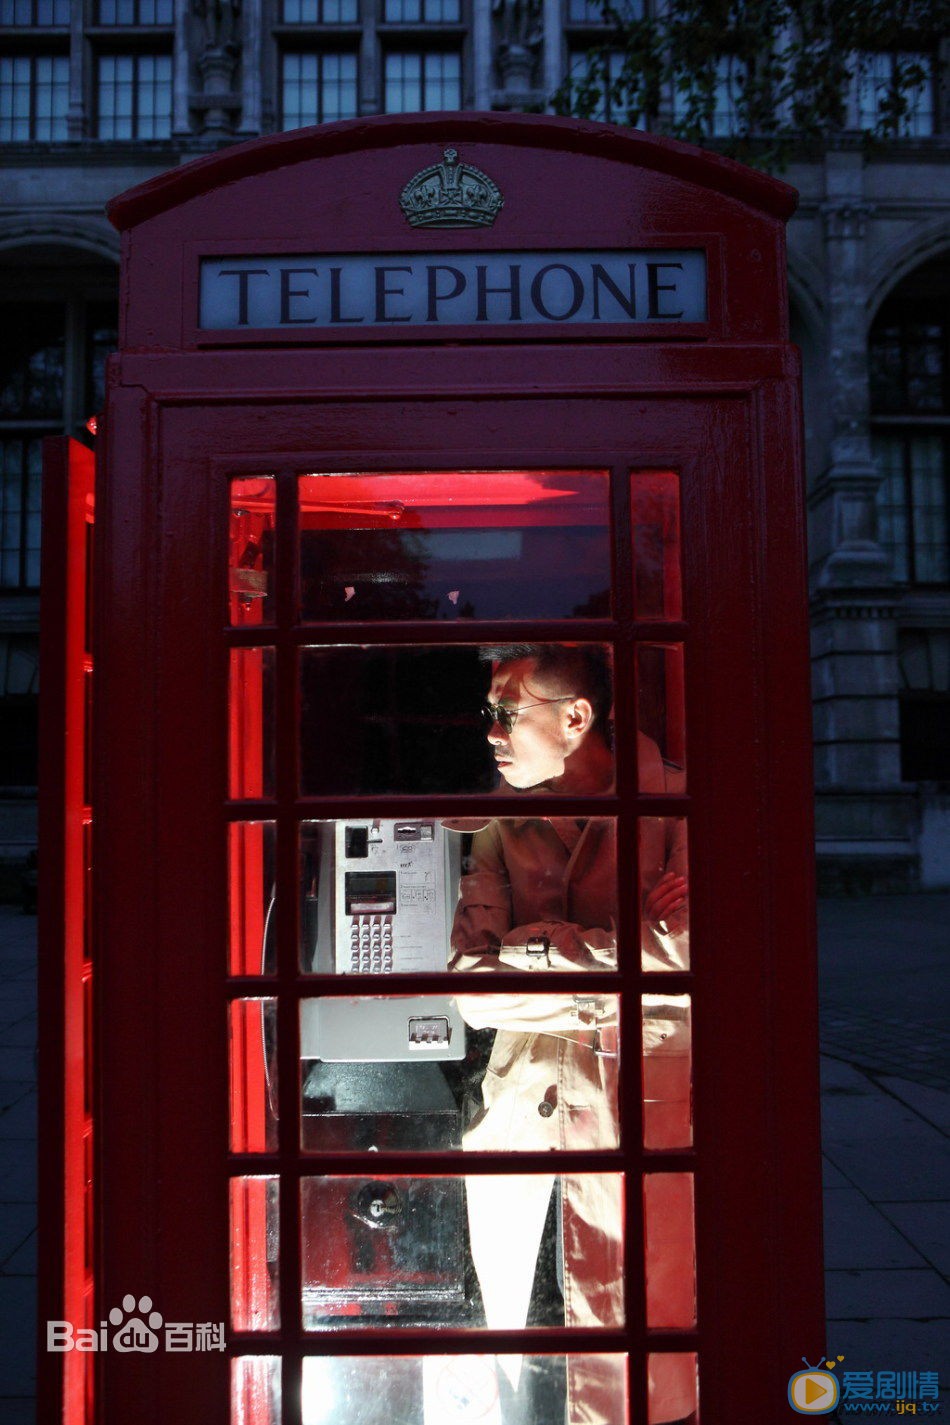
1,1,948,891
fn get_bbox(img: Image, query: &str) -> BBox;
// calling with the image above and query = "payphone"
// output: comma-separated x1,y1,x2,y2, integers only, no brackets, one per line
39,112,826,1425
298,819,467,1325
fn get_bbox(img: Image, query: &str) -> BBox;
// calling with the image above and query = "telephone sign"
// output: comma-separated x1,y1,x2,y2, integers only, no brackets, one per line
199,250,708,330
39,113,825,1425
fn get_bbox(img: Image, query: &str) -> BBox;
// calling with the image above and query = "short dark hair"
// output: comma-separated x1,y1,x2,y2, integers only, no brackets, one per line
479,643,613,731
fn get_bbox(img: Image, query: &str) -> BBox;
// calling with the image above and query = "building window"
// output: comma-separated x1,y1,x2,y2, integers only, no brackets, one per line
281,0,359,23
96,0,174,21
565,47,625,122
0,0,70,21
566,0,642,22
96,53,173,139
0,55,69,141
672,55,744,137
898,631,950,780
383,50,461,111
873,433,949,585
856,51,936,137
870,264,949,588
0,302,61,591
0,303,65,424
0,440,41,590
280,51,358,128
0,292,117,591
383,0,461,22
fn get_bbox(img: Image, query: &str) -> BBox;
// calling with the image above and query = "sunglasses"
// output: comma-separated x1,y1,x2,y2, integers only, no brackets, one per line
481,695,575,734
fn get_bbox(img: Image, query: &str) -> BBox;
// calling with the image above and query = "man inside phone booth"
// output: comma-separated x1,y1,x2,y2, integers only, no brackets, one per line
448,644,695,1425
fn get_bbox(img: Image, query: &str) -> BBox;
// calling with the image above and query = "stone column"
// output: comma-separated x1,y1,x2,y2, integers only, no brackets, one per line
812,153,888,588
809,148,915,892
67,0,85,138
472,0,494,110
237,0,262,135
541,0,562,108
358,0,378,117
173,0,192,138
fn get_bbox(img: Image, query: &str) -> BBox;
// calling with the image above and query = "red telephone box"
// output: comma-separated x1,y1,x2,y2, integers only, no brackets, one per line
39,114,825,1425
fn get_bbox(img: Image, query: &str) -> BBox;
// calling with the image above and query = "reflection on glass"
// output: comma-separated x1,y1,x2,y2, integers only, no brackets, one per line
300,995,619,1152
632,472,682,620
232,1356,281,1425
644,1173,696,1330
637,645,686,792
229,647,275,799
302,1354,628,1424
229,999,277,1153
229,821,276,975
648,1353,698,1425
301,1174,624,1331
299,817,620,975
642,995,692,1149
230,1177,280,1332
300,642,614,797
230,477,275,626
298,470,611,622
639,817,689,972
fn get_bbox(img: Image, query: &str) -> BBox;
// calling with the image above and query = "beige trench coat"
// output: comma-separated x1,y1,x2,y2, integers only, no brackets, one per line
449,735,693,1423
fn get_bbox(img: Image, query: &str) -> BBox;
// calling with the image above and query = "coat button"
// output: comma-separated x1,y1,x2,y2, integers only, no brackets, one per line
538,1100,554,1118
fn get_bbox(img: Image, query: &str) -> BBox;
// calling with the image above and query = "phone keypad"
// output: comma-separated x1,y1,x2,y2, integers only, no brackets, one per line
348,914,394,973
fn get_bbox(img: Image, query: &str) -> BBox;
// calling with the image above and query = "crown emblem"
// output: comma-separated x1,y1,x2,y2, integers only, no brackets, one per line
399,148,503,229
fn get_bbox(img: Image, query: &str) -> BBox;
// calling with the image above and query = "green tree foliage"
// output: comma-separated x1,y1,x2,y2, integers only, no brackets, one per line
552,0,948,167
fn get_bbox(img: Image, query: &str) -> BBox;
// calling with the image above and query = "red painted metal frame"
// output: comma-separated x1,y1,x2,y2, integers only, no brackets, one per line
42,114,824,1424
38,436,96,1424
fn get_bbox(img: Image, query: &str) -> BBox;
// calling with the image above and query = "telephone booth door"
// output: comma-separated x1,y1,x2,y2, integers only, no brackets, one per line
39,115,825,1425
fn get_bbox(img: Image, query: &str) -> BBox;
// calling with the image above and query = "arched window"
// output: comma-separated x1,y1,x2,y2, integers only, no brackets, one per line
869,255,949,586
0,247,117,786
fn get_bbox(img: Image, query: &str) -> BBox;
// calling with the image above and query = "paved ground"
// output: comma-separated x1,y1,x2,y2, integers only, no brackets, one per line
816,895,950,1415
0,896,947,1421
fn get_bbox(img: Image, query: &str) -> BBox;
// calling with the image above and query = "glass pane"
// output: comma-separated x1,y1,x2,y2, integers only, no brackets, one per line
300,816,619,974
230,477,276,626
637,644,685,792
298,470,611,622
648,1353,698,1425
301,1173,623,1331
232,1356,281,1425
910,435,949,584
644,1172,696,1329
300,994,620,1151
873,435,910,582
643,994,691,1149
230,1177,280,1331
302,1354,628,1423
0,303,65,418
639,816,689,971
229,999,277,1153
300,642,614,796
229,821,276,976
230,647,275,799
632,471,682,619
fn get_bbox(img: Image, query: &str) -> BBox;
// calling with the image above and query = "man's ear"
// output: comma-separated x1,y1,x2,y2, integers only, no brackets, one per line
565,697,595,739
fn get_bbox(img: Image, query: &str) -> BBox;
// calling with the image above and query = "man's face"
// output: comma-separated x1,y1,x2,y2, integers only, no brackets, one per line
484,658,577,790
